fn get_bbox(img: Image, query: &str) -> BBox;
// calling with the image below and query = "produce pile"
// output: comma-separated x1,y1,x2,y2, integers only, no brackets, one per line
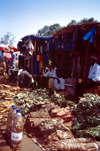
71,93,100,140
13,88,50,117
12,89,75,151
1,83,100,150
13,89,74,117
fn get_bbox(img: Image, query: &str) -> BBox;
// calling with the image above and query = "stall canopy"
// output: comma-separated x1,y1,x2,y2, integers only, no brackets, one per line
22,35,54,41
0,44,17,52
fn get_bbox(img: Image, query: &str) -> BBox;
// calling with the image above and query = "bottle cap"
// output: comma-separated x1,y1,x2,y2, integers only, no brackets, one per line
12,105,15,108
16,109,20,113
13,106,17,110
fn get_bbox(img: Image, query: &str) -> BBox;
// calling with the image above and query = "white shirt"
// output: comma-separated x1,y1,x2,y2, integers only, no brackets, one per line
17,69,23,76
54,78,65,90
44,67,57,78
88,63,100,82
44,67,65,90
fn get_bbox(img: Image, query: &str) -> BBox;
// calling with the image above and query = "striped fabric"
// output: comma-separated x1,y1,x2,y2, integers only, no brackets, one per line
33,55,48,74
33,55,48,62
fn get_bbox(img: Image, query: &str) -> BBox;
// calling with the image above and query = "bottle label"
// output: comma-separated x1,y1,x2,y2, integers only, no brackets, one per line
11,132,23,141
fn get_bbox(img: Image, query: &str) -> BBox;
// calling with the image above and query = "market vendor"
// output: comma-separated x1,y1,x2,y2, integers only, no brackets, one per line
17,66,35,89
76,54,100,97
40,60,57,89
47,68,65,95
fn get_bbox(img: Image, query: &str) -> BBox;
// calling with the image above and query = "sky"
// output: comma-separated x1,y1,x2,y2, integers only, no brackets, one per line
0,0,100,47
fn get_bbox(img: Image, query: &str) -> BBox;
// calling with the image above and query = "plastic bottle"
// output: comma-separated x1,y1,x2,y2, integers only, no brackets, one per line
11,112,23,151
6,105,16,141
16,109,22,120
7,106,17,146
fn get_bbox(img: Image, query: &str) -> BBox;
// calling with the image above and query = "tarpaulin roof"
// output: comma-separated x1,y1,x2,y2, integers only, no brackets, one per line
22,35,54,41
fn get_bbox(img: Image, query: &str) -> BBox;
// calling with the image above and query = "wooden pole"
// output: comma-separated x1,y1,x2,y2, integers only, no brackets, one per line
82,38,90,81
31,55,33,76
61,49,64,77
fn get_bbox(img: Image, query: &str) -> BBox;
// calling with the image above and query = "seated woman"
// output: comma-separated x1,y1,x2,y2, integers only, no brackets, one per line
48,69,77,96
47,69,65,95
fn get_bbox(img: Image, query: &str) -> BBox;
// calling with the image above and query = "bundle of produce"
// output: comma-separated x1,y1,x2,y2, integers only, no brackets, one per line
13,89,49,116
52,91,74,107
52,142,100,151
51,137,95,150
74,126,100,140
71,93,100,139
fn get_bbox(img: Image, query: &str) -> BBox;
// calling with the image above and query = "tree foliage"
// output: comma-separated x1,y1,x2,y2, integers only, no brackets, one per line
0,32,15,46
67,17,98,26
36,23,63,36
36,17,98,36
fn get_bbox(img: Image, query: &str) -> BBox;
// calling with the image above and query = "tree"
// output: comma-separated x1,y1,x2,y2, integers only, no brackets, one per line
36,17,98,36
67,17,98,26
67,20,77,26
36,23,62,36
0,32,15,46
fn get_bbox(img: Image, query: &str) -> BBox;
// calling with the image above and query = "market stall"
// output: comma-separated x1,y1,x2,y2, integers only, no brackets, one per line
17,35,54,75
53,22,100,81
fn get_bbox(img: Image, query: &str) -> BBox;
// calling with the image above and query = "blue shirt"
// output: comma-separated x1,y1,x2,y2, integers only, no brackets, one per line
10,53,16,68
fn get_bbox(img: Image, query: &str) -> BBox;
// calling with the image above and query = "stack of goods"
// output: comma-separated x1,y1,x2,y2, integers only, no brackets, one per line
51,106,74,122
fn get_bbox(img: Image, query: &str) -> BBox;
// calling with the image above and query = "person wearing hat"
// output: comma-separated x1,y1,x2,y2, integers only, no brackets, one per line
76,54,100,97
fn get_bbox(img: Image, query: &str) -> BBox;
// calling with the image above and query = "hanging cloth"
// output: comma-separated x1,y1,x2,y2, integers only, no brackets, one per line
83,26,96,43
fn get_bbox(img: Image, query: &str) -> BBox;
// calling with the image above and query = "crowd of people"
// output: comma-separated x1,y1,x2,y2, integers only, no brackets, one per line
0,49,17,82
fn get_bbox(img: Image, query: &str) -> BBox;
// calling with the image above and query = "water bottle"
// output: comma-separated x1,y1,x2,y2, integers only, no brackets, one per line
11,112,23,151
6,105,16,142
16,109,22,120
8,106,17,145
